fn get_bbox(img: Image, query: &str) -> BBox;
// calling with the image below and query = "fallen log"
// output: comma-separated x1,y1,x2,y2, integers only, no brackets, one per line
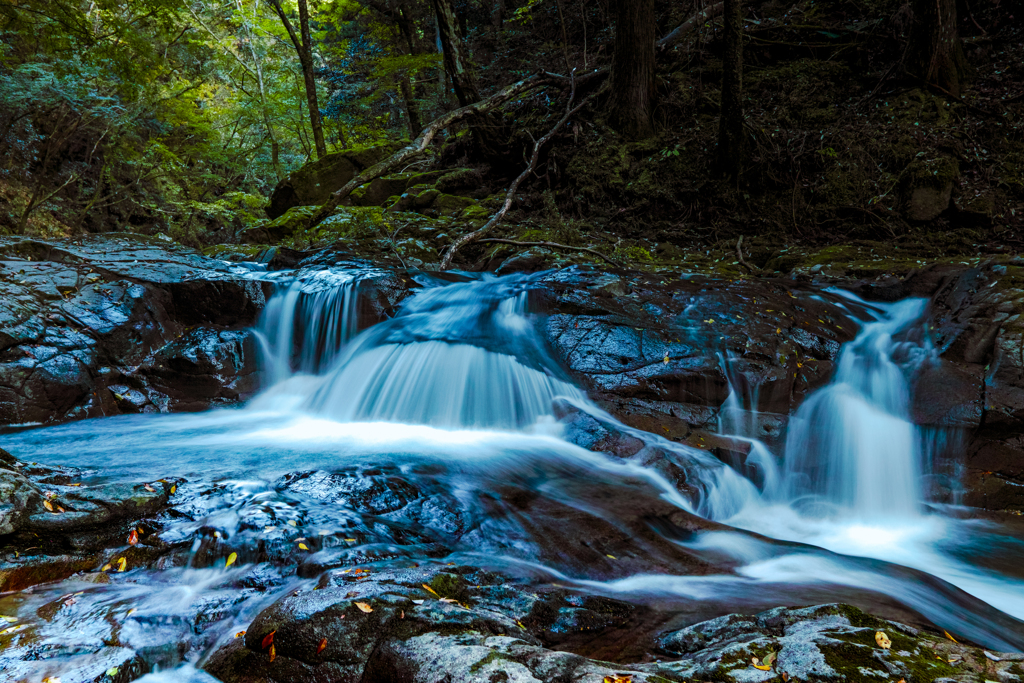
305,71,558,232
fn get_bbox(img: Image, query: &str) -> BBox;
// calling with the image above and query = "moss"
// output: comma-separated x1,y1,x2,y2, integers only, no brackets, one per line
435,168,483,194
429,572,469,602
462,205,491,220
468,650,518,673
432,194,477,216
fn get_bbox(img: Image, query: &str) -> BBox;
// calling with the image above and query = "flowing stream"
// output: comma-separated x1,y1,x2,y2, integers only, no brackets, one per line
3,267,1024,680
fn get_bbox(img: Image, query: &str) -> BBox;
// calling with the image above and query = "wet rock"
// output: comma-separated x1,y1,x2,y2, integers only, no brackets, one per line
653,603,1024,683
539,270,854,444
903,157,958,222
0,235,269,425
207,565,663,683
0,460,41,535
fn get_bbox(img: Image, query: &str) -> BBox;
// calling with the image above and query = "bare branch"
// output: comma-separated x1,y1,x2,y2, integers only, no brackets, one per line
658,2,725,50
440,71,596,270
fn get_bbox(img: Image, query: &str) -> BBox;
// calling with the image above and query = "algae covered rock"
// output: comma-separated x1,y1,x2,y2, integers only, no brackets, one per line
265,144,400,219
903,156,959,221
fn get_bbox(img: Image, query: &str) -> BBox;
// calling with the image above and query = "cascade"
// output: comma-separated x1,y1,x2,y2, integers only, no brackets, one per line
256,269,363,382
781,296,933,518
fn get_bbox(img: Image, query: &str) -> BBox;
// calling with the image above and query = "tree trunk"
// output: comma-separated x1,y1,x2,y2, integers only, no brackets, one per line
267,0,327,158
717,0,744,181
906,0,969,96
608,0,656,139
430,0,482,106
400,76,423,136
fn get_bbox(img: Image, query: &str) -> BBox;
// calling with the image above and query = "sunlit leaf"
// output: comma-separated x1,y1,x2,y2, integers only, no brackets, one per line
298,543,309,550
606,554,616,559
127,529,139,546
262,630,276,649
317,637,327,654
170,485,176,494
0,615,17,623
105,667,119,676
355,602,373,613
116,557,127,572
226,552,237,568
874,631,891,649
101,564,111,572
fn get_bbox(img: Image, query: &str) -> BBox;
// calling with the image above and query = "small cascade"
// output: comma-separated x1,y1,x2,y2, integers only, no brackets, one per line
257,270,363,382
303,274,585,430
781,296,934,519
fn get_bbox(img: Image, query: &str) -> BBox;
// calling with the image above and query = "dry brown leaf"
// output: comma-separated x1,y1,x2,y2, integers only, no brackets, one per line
875,631,891,649
317,638,328,654
782,673,790,682
354,602,373,613
261,630,276,649
144,484,156,492
43,499,54,512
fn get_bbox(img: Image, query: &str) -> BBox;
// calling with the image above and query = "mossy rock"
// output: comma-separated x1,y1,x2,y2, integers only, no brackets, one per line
351,174,416,207
903,156,959,221
413,188,441,209
462,205,491,220
241,206,318,243
435,168,484,195
265,143,401,219
433,194,478,216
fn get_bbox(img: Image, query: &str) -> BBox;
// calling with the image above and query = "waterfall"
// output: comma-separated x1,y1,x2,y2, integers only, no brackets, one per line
780,296,934,519
256,270,363,382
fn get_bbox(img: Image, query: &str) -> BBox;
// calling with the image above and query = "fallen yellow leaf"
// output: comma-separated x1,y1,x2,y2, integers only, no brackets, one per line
226,552,237,568
355,602,373,613
751,656,771,671
875,631,891,649
603,675,633,683
43,499,54,512
101,563,111,572
268,643,276,662
170,485,176,494
298,543,309,550
422,583,439,596
944,630,958,643
116,557,127,572
234,631,246,638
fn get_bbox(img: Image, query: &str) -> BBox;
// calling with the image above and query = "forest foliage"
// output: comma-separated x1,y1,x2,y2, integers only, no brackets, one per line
1,0,1021,259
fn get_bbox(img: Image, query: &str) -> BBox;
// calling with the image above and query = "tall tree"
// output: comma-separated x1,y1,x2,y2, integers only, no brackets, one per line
905,0,969,96
608,0,656,139
267,0,328,158
717,0,744,181
430,0,483,107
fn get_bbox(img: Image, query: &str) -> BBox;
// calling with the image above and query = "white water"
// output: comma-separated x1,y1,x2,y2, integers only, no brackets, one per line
3,269,1024,680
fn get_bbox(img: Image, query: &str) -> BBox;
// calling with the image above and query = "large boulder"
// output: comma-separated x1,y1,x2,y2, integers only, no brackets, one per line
265,145,400,219
0,235,269,425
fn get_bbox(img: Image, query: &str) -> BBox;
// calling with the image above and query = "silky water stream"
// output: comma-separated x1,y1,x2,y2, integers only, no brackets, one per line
2,269,1024,681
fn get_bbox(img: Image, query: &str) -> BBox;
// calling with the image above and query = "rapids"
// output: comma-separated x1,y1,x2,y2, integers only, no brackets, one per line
2,266,1024,679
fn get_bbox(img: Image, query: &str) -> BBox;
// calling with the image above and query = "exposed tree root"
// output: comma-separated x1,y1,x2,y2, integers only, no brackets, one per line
476,238,622,268
735,235,760,274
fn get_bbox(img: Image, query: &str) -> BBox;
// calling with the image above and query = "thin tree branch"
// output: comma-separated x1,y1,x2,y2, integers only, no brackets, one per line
658,2,725,50
440,70,592,270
